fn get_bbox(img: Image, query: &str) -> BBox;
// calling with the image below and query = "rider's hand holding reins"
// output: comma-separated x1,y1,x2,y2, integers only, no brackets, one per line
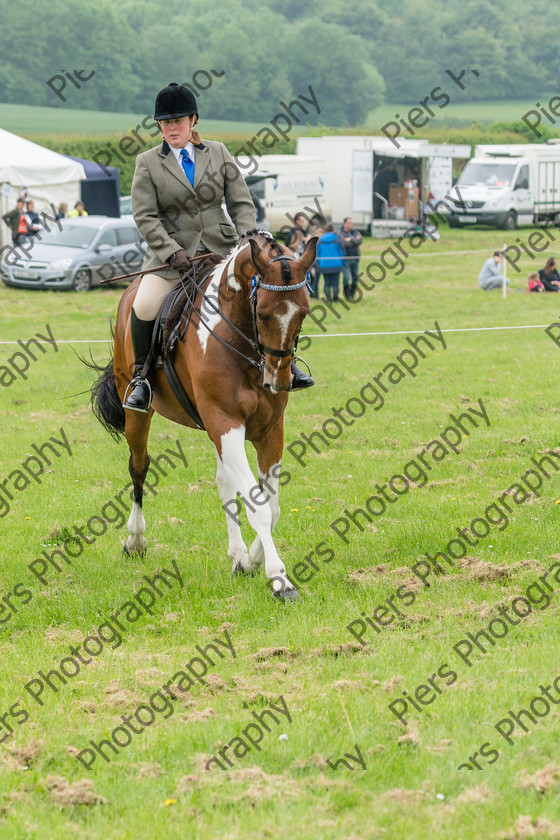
169,249,192,271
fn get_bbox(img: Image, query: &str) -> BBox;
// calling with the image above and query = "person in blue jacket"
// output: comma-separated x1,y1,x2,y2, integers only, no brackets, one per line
316,223,345,302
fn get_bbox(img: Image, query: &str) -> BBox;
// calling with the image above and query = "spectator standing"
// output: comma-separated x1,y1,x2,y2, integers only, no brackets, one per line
284,212,309,252
68,200,88,217
538,257,560,292
57,202,68,220
26,200,41,235
478,251,509,291
339,217,363,299
308,226,324,298
3,197,30,245
316,223,344,302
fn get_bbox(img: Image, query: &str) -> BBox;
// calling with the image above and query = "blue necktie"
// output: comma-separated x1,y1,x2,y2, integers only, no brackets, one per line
180,149,195,186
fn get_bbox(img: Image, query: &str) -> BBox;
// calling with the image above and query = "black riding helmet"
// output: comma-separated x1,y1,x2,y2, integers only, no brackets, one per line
154,82,198,120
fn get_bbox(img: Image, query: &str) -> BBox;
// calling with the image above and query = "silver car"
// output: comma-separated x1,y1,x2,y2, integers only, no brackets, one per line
1,216,145,292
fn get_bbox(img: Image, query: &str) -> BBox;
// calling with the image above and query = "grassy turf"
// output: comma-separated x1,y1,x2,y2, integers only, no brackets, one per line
0,98,544,138
365,98,543,129
1,224,560,838
0,102,296,139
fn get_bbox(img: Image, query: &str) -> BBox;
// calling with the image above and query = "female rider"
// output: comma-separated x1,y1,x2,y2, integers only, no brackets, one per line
125,82,313,411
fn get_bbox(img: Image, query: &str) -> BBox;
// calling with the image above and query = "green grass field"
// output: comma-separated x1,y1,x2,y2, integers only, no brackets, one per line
0,103,287,139
2,224,560,839
0,98,545,138
366,99,543,128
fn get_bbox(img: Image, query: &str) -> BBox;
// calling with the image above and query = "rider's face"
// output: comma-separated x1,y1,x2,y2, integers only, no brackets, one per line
160,115,195,148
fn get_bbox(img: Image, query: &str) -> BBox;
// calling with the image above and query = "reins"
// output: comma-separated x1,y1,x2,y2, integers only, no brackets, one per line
176,245,311,370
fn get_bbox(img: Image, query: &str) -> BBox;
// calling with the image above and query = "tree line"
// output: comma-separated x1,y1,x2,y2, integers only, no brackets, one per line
0,0,556,125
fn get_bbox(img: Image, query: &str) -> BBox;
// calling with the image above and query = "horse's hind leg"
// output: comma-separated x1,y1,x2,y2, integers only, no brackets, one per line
123,410,153,556
215,447,251,574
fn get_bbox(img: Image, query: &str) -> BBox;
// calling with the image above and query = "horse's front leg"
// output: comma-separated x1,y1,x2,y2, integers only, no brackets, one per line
214,446,251,574
215,424,296,600
123,410,153,556
247,453,282,571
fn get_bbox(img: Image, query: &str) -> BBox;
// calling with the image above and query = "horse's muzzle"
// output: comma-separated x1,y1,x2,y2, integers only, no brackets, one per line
263,362,292,394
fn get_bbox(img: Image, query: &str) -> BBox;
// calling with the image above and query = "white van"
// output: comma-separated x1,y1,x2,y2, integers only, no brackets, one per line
449,142,560,230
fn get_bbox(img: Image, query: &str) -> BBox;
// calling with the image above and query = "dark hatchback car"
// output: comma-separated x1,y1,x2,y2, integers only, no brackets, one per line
1,216,145,291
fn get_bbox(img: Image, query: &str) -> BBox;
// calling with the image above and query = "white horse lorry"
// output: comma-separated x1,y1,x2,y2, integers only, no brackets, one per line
448,143,560,230
236,155,330,234
296,135,470,238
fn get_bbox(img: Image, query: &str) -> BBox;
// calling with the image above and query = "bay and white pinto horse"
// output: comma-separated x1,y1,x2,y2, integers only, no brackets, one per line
91,231,317,600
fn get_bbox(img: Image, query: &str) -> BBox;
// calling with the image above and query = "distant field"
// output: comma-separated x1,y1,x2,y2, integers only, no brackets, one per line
0,99,548,141
366,99,541,128
0,103,304,139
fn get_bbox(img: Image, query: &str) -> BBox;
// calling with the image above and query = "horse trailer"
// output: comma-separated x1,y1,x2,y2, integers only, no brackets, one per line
296,135,470,238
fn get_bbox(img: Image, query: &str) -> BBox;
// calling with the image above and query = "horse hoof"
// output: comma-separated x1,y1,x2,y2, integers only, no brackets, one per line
272,587,299,603
123,544,146,558
233,562,258,577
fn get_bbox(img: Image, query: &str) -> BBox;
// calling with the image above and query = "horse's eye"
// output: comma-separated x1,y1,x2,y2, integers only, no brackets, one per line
257,313,267,323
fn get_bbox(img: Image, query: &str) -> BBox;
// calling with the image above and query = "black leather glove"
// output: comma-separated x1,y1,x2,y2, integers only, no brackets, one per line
168,249,192,271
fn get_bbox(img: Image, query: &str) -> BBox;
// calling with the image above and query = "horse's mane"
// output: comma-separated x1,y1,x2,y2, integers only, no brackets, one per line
238,228,285,258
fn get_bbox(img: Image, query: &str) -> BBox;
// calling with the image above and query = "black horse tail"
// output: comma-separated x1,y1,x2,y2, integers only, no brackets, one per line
89,356,126,442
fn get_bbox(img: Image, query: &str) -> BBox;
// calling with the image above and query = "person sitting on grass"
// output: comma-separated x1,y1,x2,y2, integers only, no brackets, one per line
478,251,509,291
538,257,560,292
528,271,545,292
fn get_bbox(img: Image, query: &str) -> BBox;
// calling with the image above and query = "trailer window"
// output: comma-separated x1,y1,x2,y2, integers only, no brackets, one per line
458,162,517,187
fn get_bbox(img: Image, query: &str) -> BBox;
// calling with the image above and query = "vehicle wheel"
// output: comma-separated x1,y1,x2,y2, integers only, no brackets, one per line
448,218,459,229
72,268,91,292
502,211,517,231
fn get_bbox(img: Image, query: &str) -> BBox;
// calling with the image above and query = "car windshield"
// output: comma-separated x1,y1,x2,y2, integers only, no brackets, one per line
458,162,517,187
37,224,98,248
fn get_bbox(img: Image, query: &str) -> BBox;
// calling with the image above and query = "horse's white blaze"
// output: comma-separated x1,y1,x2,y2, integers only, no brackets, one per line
275,300,299,346
197,245,243,353
219,427,294,589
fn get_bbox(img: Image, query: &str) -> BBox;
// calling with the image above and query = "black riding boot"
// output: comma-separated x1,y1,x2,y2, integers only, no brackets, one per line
122,309,156,412
290,359,314,391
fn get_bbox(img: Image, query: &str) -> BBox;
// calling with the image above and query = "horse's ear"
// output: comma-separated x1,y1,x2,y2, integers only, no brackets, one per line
298,236,318,273
249,238,268,274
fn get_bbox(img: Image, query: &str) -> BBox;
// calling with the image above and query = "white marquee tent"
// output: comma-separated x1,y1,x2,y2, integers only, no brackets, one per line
0,128,85,249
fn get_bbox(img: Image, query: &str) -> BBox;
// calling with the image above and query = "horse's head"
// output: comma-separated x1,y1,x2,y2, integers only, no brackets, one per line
248,235,317,393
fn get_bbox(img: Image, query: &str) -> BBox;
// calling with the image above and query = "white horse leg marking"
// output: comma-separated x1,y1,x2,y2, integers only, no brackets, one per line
249,461,281,569
124,502,146,554
215,446,250,572
220,427,294,593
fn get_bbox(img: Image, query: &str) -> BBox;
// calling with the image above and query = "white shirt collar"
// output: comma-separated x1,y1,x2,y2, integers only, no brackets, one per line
169,141,195,165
